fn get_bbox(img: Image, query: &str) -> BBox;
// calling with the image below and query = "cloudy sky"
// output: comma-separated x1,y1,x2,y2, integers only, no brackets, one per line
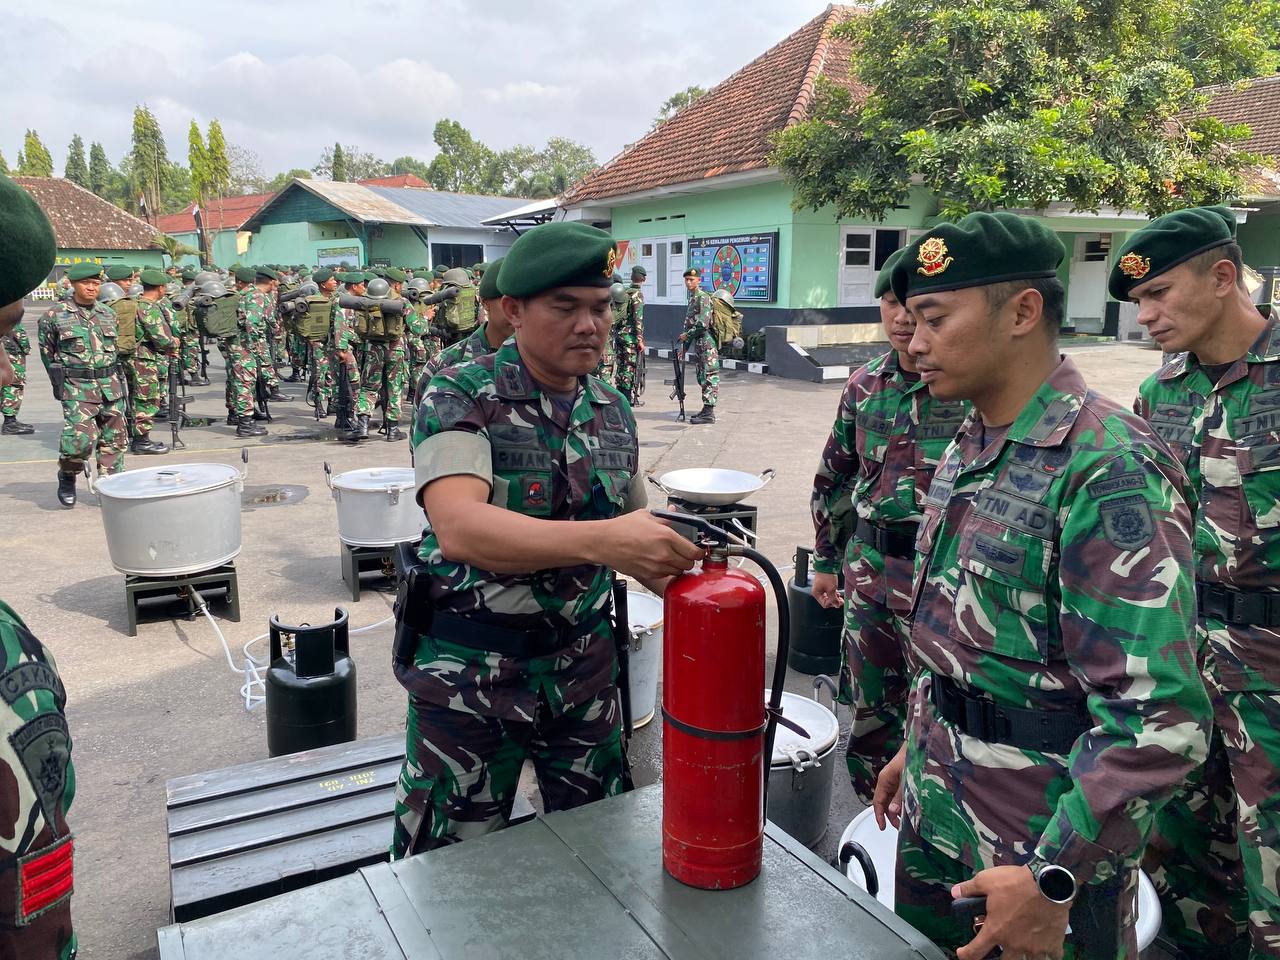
3,0,835,181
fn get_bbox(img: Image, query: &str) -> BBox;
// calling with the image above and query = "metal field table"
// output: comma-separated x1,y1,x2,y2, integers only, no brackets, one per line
157,784,946,960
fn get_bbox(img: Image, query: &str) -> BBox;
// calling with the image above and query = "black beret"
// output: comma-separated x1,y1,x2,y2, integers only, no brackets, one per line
1108,205,1237,301
478,256,505,300
498,222,618,298
0,175,56,304
891,212,1064,302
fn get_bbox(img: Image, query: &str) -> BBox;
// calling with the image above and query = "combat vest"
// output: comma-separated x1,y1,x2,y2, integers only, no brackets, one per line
298,295,333,341
441,285,478,336
111,298,139,355
197,295,240,339
361,300,407,342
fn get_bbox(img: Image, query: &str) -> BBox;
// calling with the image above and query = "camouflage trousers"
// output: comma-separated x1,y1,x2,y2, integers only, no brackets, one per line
0,353,26,416
224,342,257,418
614,339,641,405
691,334,719,407
124,356,164,435
332,348,362,424
180,333,201,377
250,337,279,391
287,332,308,373
838,587,911,804
390,685,628,860
357,340,407,422
896,817,1137,959
58,390,126,475
307,340,333,405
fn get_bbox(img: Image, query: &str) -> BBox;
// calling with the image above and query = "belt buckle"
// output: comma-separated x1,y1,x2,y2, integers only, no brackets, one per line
1229,590,1260,625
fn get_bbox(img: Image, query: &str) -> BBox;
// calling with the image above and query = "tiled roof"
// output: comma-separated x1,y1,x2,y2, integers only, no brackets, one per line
358,174,431,189
155,191,275,235
1196,74,1280,161
563,4,866,204
13,176,160,251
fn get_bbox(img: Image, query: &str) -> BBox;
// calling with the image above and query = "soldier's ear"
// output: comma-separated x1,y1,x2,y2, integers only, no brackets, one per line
1007,287,1045,341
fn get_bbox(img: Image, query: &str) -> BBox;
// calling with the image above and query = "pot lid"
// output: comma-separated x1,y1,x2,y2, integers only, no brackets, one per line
95,463,239,499
333,467,415,491
768,690,840,766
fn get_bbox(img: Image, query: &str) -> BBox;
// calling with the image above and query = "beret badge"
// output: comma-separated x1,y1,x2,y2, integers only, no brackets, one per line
916,236,953,277
605,248,618,278
1118,252,1151,280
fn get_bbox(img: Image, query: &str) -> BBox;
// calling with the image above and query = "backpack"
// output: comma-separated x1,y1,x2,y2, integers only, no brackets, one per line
111,298,139,354
441,285,478,335
197,295,240,339
709,298,743,347
361,300,407,342
298,295,332,341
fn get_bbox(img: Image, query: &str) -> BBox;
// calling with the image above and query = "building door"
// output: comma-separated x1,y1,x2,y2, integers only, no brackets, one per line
1067,234,1109,334
839,227,904,306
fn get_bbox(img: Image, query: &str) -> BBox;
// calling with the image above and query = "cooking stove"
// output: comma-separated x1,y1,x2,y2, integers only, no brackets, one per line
124,563,240,637
339,542,402,602
665,496,759,547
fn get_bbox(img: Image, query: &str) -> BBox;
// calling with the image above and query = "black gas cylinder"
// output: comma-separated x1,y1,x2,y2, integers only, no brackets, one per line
265,607,357,757
785,546,843,675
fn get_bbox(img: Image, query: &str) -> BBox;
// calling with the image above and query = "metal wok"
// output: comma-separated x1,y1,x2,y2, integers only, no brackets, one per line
648,467,776,506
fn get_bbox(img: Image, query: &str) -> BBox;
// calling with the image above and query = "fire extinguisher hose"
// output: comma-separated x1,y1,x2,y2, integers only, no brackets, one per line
739,545,791,808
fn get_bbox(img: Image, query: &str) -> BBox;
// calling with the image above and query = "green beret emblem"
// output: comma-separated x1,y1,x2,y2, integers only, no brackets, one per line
917,236,953,278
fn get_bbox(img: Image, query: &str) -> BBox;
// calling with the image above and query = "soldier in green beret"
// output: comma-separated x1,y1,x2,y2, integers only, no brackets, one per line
871,211,1211,959
680,267,719,424
1117,205,1279,958
392,221,703,859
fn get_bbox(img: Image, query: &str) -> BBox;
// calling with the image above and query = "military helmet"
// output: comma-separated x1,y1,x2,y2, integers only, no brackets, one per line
441,267,472,288
127,282,143,298
711,287,737,308
199,279,229,298
609,281,627,304
405,277,431,300
365,277,391,299
194,271,218,286
97,282,126,303
296,281,319,297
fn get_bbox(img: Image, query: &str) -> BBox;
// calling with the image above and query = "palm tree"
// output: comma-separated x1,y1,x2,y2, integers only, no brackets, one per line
152,233,202,267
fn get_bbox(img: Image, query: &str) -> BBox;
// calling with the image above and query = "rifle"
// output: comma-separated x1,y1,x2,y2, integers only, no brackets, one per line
168,358,185,450
665,338,687,421
116,361,137,440
334,353,354,432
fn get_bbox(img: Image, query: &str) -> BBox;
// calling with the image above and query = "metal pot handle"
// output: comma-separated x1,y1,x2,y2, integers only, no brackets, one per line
813,674,838,713
386,485,401,505
646,475,672,497
838,841,880,900
83,463,95,497
323,461,333,491
239,447,250,483
757,468,776,487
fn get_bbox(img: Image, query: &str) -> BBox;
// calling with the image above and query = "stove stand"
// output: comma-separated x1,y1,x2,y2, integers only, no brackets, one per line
124,563,240,637
339,542,400,602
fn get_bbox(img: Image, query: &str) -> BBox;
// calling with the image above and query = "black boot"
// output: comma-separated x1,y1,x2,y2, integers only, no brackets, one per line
56,470,77,508
384,421,404,442
2,416,34,435
345,414,369,443
193,375,211,386
689,404,716,424
130,433,169,455
236,416,267,438
266,387,292,402
252,404,269,421
155,404,169,420
226,411,237,426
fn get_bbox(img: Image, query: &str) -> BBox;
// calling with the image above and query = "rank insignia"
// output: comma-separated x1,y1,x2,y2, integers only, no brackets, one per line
916,237,953,277
1118,252,1151,280
605,248,618,278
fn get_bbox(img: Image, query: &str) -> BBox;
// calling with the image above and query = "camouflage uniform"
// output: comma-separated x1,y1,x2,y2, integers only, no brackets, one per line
164,294,202,382
1135,316,1280,958
683,287,719,407
229,289,270,418
595,304,618,382
403,302,439,402
0,600,76,959
245,289,280,393
613,285,644,405
37,300,128,475
413,322,499,409
1,324,30,418
126,298,177,436
357,334,408,423
392,339,639,858
305,294,338,409
900,357,1211,957
809,351,969,802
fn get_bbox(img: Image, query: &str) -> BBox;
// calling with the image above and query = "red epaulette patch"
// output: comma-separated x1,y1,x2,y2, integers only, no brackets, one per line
17,834,74,925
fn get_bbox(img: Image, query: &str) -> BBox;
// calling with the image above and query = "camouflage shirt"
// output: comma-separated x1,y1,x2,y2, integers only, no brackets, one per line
37,300,125,403
0,600,76,957
2,322,29,357
905,356,1211,886
402,338,642,721
331,297,361,353
684,288,713,340
1134,315,1280,691
810,350,969,610
617,286,644,346
237,288,272,344
133,298,178,363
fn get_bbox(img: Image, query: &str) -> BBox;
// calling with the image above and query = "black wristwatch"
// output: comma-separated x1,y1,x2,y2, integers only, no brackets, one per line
1030,859,1077,904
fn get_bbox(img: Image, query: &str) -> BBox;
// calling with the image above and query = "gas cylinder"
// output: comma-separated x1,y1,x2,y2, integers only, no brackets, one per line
265,607,357,757
785,546,842,675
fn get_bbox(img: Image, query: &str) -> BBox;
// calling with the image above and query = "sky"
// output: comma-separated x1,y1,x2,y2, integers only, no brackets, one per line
1,0,836,183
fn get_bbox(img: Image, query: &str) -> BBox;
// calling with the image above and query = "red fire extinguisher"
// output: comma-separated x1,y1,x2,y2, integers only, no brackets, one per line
656,511,795,890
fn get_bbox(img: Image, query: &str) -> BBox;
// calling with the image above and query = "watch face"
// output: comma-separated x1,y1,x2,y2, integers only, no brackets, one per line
1038,864,1076,903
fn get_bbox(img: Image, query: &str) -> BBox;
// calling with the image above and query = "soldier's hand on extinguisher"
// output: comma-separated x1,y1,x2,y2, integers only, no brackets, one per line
603,510,706,583
811,572,843,609
872,743,907,831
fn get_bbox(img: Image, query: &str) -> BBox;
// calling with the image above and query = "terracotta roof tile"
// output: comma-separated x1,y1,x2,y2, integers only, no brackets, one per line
564,4,866,204
1195,74,1280,161
154,191,275,235
13,176,160,251
357,174,432,189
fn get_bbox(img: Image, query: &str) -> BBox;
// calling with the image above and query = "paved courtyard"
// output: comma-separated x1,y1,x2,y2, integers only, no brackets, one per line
0,309,1162,958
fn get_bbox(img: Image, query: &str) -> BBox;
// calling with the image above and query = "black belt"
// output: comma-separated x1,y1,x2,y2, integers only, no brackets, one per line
855,518,918,559
930,675,1090,754
62,365,115,378
1198,582,1280,627
430,610,606,657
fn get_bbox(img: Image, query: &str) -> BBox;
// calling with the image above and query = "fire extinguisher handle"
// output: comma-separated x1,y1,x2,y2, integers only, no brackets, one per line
649,509,730,543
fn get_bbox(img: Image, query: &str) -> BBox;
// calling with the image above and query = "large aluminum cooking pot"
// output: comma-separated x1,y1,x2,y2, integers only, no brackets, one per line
647,467,775,506
764,684,839,849
91,457,246,576
324,463,425,547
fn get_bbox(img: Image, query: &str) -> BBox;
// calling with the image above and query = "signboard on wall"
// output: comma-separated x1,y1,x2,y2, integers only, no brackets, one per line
687,232,778,302
316,246,361,268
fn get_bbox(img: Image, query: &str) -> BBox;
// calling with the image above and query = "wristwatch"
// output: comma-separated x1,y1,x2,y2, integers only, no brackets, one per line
1029,859,1077,904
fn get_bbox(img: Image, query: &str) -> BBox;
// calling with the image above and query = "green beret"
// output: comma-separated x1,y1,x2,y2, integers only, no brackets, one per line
498,222,618,298
67,262,103,282
233,266,256,283
180,266,198,281
875,248,906,300
341,272,365,285
362,270,378,282
256,266,279,282
105,264,133,281
478,257,505,300
683,268,701,279
139,268,168,287
631,265,647,281
432,265,448,277
0,174,56,305
891,212,1064,303
312,268,335,284
1107,205,1237,301
384,267,406,283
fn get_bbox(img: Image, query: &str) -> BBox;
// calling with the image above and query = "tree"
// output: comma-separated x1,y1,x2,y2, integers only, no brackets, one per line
389,155,433,183
652,86,707,128
331,142,348,181
188,122,209,201
313,143,387,182
16,130,53,177
425,120,497,192
225,142,264,194
0,150,7,175
771,0,1270,222
206,120,231,197
263,168,312,193
129,105,167,219
64,135,88,187
151,233,202,266
88,142,111,196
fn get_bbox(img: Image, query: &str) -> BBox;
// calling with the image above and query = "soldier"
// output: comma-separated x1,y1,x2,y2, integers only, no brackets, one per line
127,269,178,455
809,248,969,803
871,212,1212,959
679,267,719,424
229,269,272,438
249,266,289,405
38,261,129,508
330,271,366,433
1117,206,1279,959
596,281,621,382
173,266,208,386
1,317,34,435
304,268,339,414
352,269,410,442
392,222,702,858
613,265,645,406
